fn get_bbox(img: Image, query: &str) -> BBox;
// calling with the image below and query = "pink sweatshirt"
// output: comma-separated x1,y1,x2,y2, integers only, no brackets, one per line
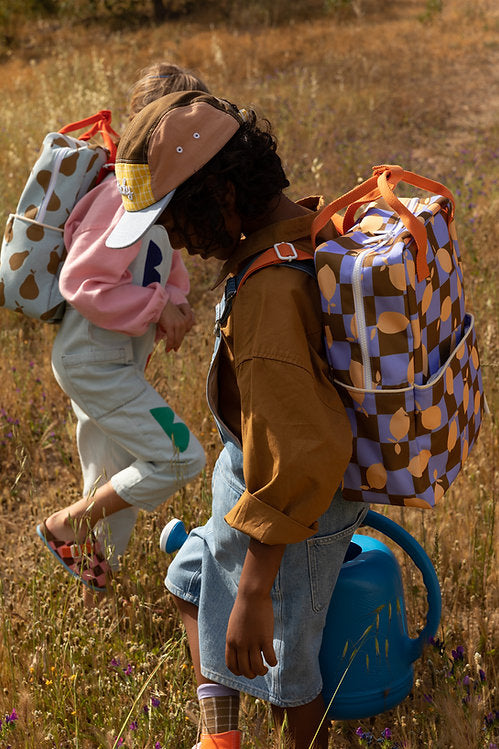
60,176,190,337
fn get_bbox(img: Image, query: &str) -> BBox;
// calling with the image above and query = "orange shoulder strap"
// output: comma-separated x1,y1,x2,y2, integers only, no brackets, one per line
237,242,313,289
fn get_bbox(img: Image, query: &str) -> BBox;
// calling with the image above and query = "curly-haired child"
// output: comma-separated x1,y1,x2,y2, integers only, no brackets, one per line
106,90,368,748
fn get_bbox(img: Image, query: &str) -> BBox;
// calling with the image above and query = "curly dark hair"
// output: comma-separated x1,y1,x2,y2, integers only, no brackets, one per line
168,107,290,255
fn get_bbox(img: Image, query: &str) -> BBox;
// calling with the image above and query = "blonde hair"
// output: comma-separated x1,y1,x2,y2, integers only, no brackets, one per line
128,62,209,119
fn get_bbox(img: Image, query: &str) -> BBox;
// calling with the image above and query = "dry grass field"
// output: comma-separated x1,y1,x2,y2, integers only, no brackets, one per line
0,0,497,746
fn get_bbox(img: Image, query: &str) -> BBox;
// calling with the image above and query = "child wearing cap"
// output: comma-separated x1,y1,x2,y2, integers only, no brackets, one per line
36,63,209,598
108,91,368,749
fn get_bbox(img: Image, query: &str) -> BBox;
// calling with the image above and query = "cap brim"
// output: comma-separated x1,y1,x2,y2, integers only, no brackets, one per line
105,189,176,249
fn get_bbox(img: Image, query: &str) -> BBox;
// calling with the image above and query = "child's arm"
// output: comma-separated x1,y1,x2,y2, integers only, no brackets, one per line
156,251,195,350
225,539,284,679
224,271,352,545
61,179,182,336
60,231,169,335
222,269,353,677
164,249,190,305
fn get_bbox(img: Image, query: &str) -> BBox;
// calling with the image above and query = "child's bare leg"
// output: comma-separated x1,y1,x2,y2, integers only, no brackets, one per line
173,595,241,745
172,594,211,685
45,481,130,544
272,695,329,749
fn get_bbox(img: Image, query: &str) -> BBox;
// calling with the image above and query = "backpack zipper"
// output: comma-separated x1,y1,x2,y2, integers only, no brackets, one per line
350,208,415,389
351,248,373,388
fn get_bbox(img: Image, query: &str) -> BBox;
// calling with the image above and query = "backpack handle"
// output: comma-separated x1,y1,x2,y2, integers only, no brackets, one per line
59,109,120,165
312,165,456,282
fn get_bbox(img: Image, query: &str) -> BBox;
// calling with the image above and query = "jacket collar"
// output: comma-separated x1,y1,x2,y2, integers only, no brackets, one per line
212,196,325,288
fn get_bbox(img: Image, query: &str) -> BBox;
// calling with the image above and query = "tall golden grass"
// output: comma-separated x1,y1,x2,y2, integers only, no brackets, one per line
0,0,497,746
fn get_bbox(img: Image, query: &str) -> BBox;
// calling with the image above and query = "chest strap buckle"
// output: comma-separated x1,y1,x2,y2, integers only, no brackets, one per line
273,242,298,261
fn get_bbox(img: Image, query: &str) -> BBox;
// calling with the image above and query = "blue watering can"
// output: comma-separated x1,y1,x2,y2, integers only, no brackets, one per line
160,509,441,720
320,509,441,719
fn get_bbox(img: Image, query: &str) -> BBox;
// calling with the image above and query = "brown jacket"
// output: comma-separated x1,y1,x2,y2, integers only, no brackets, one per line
214,199,353,545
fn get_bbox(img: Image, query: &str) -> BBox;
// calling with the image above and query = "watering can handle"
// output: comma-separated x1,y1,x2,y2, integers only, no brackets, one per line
362,510,442,662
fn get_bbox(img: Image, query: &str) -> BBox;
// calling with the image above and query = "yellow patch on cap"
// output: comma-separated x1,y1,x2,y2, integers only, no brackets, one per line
115,163,156,212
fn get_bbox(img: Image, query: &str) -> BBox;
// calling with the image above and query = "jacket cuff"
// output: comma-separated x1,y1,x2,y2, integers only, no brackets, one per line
224,490,318,545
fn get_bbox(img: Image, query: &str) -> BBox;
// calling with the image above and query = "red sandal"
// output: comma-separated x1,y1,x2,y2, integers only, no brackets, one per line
36,521,110,592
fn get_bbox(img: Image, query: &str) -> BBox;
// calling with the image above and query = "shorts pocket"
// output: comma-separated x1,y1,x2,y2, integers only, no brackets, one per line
59,345,146,418
307,508,367,613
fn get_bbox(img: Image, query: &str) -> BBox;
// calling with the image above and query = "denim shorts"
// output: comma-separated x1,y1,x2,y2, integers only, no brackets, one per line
165,441,367,708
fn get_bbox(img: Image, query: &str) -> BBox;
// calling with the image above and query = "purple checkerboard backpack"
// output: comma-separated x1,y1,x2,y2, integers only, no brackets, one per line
234,165,485,509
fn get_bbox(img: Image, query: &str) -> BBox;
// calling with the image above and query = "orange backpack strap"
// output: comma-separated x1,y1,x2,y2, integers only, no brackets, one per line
218,242,315,330
237,242,313,288
312,165,456,283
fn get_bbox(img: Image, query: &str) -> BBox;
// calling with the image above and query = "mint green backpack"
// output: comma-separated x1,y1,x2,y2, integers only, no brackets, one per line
0,111,118,322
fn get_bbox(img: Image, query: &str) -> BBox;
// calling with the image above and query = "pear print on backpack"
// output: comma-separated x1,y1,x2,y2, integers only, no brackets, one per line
0,131,108,322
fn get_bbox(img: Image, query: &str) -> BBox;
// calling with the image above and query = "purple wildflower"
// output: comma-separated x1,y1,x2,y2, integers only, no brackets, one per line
452,645,465,661
142,705,150,715
154,744,162,749
484,711,499,727
355,728,374,744
151,696,160,708
129,721,138,731
110,657,121,668
123,664,133,676
5,709,18,724
479,669,486,682
381,727,392,739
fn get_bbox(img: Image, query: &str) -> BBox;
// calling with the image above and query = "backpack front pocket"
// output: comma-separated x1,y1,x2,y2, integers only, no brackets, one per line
337,313,484,508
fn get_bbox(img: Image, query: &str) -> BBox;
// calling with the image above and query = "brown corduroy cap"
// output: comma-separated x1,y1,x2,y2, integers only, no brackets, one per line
106,91,241,249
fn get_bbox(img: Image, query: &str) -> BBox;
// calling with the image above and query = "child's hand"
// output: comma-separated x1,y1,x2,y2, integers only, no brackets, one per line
176,302,195,332
158,301,195,352
225,538,284,679
225,589,277,679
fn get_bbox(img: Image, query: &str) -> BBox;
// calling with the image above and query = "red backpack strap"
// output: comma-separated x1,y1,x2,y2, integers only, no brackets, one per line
238,242,313,289
59,110,120,170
